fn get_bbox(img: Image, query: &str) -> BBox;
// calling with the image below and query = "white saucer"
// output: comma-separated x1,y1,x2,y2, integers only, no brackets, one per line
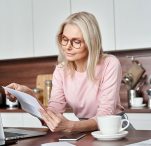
91,131,128,141
131,104,146,108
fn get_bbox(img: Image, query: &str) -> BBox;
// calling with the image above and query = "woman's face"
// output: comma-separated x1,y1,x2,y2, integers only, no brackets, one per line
61,24,88,65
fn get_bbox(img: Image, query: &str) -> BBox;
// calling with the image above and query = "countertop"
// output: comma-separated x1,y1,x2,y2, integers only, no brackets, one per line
0,107,151,113
0,107,24,113
125,107,151,113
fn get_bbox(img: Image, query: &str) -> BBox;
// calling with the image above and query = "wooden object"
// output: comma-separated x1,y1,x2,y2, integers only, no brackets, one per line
36,74,53,106
0,56,57,88
36,74,53,91
1,49,151,108
4,129,151,146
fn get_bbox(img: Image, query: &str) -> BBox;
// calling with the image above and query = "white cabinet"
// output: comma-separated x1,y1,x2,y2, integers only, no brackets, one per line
114,0,151,50
126,113,151,130
0,112,78,128
2,112,151,130
71,0,115,51
1,113,23,127
0,0,70,60
1,0,151,60
33,0,70,57
0,0,34,60
1,112,45,128
22,113,44,127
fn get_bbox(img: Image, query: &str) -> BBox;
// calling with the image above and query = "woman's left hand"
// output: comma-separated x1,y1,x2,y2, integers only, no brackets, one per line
39,109,74,132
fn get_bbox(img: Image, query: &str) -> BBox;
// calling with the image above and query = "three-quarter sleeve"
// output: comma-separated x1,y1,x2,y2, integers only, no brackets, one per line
96,56,122,116
47,66,67,113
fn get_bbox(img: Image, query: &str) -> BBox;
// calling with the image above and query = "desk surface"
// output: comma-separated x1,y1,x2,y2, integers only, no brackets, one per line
10,129,151,146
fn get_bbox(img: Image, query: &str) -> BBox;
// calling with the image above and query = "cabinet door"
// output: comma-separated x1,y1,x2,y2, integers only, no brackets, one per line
1,113,23,127
0,0,33,60
23,113,45,127
0,112,46,127
33,0,70,57
71,0,115,51
114,0,151,50
127,113,151,130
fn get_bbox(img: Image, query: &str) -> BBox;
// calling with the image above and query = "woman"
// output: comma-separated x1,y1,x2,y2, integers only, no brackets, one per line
5,12,124,133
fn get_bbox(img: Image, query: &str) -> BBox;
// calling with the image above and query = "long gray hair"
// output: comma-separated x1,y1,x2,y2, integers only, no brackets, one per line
56,11,103,81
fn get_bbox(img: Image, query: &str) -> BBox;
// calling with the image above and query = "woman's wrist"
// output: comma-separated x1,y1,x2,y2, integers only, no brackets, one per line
65,120,75,133
68,119,98,133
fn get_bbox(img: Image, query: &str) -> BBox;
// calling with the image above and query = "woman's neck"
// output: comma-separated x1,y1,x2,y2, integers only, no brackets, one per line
74,61,87,72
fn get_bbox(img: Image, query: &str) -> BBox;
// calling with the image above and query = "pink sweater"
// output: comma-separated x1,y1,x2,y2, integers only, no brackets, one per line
48,54,124,119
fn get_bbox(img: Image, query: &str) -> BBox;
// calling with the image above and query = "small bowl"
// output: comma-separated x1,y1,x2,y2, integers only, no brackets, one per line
132,97,143,106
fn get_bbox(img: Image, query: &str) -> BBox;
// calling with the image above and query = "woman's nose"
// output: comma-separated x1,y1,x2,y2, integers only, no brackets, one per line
66,40,72,49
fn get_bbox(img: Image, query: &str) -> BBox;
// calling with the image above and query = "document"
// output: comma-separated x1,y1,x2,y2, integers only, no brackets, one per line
3,87,43,119
3,87,79,122
41,142,75,146
125,139,151,146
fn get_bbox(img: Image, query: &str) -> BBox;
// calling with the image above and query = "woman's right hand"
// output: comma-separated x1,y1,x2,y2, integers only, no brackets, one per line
5,83,35,102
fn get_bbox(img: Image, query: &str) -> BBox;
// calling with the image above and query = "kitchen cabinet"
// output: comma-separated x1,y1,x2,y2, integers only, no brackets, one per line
126,113,151,130
114,0,151,50
0,0,70,60
0,112,78,127
22,113,44,127
33,0,70,57
1,112,44,127
1,0,151,60
0,0,33,60
1,110,151,130
71,0,115,51
1,113,23,127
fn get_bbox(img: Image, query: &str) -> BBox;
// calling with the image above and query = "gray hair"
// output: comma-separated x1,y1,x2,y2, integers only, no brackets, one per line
56,11,103,81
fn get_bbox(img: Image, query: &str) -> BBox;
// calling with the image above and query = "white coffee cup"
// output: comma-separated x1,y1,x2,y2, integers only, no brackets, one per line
132,97,143,106
97,115,130,135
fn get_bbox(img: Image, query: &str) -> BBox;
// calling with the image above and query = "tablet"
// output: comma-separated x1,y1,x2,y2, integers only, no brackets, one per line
59,133,86,141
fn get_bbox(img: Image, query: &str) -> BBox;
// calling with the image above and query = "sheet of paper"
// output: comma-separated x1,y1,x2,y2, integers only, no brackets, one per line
3,87,80,122
3,87,42,119
41,142,75,146
125,139,151,146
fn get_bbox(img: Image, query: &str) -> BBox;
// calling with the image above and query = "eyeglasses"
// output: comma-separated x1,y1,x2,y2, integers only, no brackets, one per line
59,35,83,49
